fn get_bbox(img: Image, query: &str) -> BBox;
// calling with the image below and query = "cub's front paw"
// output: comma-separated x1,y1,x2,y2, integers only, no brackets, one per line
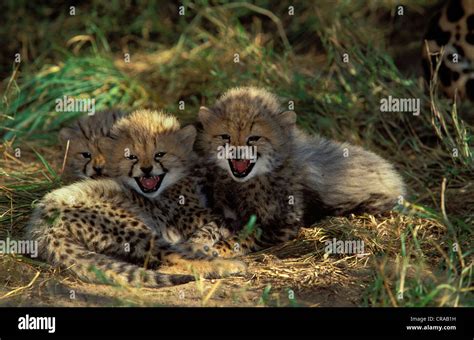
208,258,247,277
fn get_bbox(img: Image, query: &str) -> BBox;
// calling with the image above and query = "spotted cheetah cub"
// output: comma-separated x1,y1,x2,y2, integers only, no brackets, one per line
26,109,245,287
195,87,406,257
59,110,126,181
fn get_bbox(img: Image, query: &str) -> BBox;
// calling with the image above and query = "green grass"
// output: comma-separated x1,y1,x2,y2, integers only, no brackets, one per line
1,56,149,141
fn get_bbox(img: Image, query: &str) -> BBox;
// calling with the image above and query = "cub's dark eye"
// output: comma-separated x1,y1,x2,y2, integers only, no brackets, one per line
80,152,91,159
247,136,261,143
155,152,166,159
126,154,138,160
218,134,231,141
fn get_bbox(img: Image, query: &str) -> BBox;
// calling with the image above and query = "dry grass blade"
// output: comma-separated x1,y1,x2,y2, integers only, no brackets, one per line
0,270,40,300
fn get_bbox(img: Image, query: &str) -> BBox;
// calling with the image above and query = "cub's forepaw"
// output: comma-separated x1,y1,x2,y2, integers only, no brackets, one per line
208,258,247,278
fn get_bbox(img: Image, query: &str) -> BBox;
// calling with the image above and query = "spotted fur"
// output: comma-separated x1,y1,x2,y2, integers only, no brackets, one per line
422,0,474,101
194,87,406,257
26,110,245,287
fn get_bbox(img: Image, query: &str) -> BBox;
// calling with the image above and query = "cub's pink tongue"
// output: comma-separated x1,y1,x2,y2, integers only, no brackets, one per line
140,176,159,190
231,159,250,173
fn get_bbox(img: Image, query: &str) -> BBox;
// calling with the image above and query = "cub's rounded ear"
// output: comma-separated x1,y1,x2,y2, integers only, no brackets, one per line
177,125,197,150
58,127,79,144
198,106,215,128
279,110,297,126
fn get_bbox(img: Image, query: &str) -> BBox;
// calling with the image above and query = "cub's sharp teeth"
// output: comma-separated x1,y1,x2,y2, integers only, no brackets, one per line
134,174,166,193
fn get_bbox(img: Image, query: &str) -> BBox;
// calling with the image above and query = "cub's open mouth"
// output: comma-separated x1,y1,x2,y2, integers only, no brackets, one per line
134,174,166,193
228,159,256,178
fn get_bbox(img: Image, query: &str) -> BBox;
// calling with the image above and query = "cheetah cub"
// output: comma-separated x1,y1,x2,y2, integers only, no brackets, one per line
59,110,126,181
26,109,245,288
195,87,406,257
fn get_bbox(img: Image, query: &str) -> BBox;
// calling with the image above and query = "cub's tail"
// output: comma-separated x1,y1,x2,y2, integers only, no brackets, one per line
42,235,194,287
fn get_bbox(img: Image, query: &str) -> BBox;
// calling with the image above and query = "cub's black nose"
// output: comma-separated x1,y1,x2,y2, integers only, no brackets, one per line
93,166,103,175
140,166,153,175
